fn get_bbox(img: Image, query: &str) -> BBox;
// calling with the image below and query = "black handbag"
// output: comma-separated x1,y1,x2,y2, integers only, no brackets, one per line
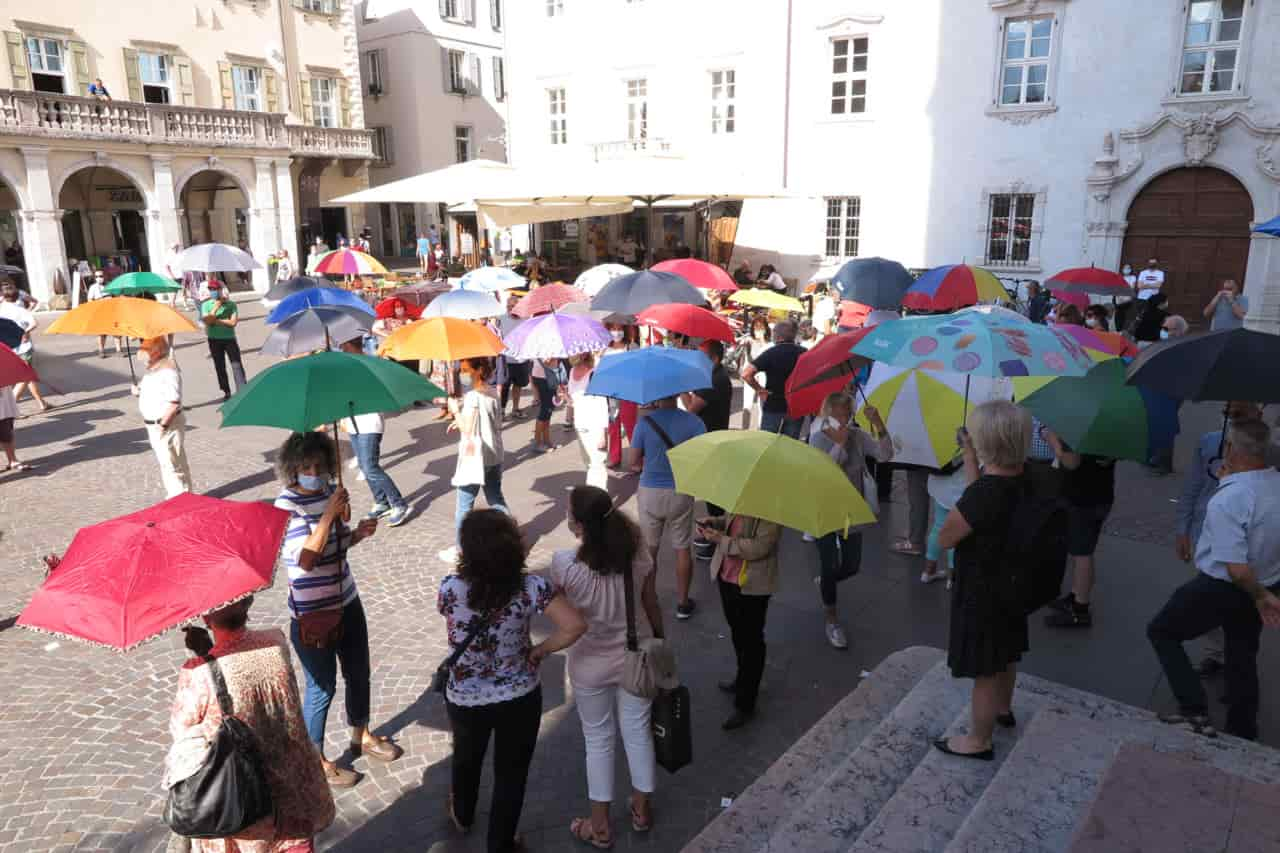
432,610,495,695
651,685,692,773
163,656,274,839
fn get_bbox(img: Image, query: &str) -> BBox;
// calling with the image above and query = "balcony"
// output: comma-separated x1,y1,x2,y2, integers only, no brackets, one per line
0,88,374,159
591,137,674,161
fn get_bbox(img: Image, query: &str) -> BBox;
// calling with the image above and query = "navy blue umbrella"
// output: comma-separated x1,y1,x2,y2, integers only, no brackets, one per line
0,317,22,350
590,270,703,315
1253,215,1280,237
585,347,713,405
267,287,374,323
1126,328,1280,403
831,257,913,308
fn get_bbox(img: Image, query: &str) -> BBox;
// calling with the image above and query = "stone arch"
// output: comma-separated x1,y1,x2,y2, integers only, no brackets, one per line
0,166,27,210
56,163,152,271
173,162,254,206
53,157,155,209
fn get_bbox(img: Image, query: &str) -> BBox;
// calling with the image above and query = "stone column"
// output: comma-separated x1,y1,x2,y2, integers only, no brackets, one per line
150,155,182,263
251,157,280,293
1244,231,1280,334
18,147,67,305
274,158,300,262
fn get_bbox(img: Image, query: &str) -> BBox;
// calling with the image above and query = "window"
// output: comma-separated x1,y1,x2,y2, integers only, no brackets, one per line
986,193,1035,266
310,77,336,127
830,37,868,115
455,125,473,162
231,65,261,111
493,56,505,101
1178,0,1245,95
625,78,647,141
446,49,466,93
710,69,736,134
548,87,567,144
547,0,563,17
25,37,65,94
301,0,337,13
440,0,472,22
824,197,860,260
1000,17,1052,105
491,0,502,29
138,52,172,104
365,50,384,95
371,126,392,165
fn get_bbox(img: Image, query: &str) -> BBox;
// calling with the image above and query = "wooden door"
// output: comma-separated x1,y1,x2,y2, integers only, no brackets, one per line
1122,168,1253,325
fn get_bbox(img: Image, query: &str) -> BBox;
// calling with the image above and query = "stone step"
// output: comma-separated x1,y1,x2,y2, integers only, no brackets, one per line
681,645,943,853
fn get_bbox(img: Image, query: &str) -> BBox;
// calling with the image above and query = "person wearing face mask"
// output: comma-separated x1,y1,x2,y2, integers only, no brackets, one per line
131,337,192,497
1129,292,1169,346
1203,278,1248,331
602,325,640,471
568,352,611,490
1135,258,1165,301
1161,315,1188,340
439,357,510,564
738,316,772,429
741,321,806,438
1083,304,1111,332
200,279,248,402
1115,263,1138,331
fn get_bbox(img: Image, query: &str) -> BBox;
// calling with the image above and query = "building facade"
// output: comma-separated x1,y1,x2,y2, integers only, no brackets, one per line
356,0,507,262
504,0,1280,331
0,0,376,300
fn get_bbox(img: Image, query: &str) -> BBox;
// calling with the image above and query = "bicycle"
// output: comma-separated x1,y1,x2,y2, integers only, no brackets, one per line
997,277,1035,316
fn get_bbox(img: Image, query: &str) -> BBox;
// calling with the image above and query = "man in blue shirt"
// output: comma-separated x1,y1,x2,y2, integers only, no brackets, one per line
627,396,706,620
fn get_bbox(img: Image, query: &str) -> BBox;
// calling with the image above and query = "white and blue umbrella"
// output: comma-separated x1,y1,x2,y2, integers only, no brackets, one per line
424,288,504,320
178,242,262,273
574,263,634,297
458,267,526,292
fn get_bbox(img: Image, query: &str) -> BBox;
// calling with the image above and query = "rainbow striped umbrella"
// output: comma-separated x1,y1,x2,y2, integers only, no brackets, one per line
309,249,388,276
902,265,1008,311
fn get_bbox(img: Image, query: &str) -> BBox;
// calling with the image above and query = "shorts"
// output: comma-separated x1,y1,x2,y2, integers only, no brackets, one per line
504,359,531,388
637,486,695,551
532,376,556,421
16,350,32,364
0,417,12,443
1066,503,1112,557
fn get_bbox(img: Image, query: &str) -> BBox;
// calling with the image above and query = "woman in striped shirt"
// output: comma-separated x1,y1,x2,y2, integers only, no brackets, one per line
275,432,403,789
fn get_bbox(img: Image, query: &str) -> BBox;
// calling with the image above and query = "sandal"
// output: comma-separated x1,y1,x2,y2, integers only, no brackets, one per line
920,570,945,585
891,541,924,556
569,817,613,849
352,734,403,762
1158,712,1217,738
322,763,361,788
631,804,652,833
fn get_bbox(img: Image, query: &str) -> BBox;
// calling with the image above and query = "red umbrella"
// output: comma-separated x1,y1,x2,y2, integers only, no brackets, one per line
375,296,424,320
838,300,872,328
636,303,735,343
17,494,290,650
1050,289,1090,311
0,342,37,386
785,328,875,418
651,259,739,292
513,283,587,318
1046,266,1131,296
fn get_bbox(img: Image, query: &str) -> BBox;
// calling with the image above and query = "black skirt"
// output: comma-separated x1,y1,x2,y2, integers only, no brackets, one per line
947,564,1028,679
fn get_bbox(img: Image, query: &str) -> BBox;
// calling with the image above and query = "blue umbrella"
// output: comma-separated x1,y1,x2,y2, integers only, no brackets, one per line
590,270,702,315
458,267,526,292
424,288,504,320
586,347,713,405
831,257,913,308
267,287,374,323
1253,215,1280,236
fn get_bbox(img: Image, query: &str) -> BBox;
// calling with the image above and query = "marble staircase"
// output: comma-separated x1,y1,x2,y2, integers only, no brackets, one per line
682,646,1280,853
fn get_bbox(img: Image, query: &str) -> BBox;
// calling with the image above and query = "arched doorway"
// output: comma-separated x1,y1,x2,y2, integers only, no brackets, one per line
0,178,23,285
180,170,251,288
58,166,150,273
1121,167,1253,324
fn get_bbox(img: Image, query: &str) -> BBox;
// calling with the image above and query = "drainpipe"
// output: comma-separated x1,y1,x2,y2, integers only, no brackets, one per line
782,0,793,189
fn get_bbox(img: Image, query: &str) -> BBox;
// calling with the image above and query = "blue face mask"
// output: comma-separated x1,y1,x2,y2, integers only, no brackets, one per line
1159,329,1170,340
297,473,327,491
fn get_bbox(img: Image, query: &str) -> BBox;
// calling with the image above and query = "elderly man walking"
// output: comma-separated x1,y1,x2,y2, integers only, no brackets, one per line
1147,418,1280,740
132,336,192,498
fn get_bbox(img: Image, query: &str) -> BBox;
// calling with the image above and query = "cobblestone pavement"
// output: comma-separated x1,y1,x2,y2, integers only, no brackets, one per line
0,296,1275,853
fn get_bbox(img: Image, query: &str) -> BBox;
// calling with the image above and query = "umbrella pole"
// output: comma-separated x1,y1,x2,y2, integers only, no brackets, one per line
124,338,137,385
962,375,971,424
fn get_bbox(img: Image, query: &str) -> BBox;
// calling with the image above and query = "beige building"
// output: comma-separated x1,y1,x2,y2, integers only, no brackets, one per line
0,0,377,301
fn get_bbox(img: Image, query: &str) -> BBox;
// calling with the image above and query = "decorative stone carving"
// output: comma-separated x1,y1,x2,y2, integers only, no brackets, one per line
987,106,1056,125
1257,141,1280,180
206,155,219,171
817,15,885,31
1183,114,1219,166
1102,131,1115,156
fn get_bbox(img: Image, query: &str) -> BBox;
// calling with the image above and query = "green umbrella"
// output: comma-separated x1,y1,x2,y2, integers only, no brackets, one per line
1016,359,1147,463
103,271,182,296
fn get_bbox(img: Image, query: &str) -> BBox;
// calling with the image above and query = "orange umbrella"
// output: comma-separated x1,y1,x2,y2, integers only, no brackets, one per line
47,296,199,339
376,316,505,361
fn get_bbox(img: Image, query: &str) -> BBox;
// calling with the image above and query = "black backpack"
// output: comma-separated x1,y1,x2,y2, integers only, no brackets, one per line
1002,481,1069,615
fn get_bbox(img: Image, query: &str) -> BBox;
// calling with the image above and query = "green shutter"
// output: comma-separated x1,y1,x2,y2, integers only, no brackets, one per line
298,72,313,123
338,77,350,127
217,60,234,108
122,48,142,101
4,32,30,90
174,55,195,105
68,40,91,95
264,68,279,112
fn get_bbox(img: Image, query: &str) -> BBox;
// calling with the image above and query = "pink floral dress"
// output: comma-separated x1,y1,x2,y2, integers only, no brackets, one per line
168,628,335,852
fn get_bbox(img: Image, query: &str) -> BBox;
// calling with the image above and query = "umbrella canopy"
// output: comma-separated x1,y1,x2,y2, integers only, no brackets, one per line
585,347,712,405
375,296,424,320
423,288,504,320
513,283,588,318
1125,327,1280,403
651,259,738,292
265,275,333,302
591,270,703,315
1254,215,1280,236
575,263,634,297
0,342,37,386
902,265,1007,311
221,351,444,431
560,301,632,326
1046,266,1131,296
377,316,505,361
728,289,804,313
503,311,611,360
784,328,875,418
47,296,200,338
1050,289,1089,311
267,287,374,323
458,266,526,292
852,306,1094,379
636,304,734,343
667,431,874,537
311,249,388,276
0,317,25,349
1053,324,1139,359
831,257,913,308
394,281,451,307
179,243,261,272
0,264,22,275
17,493,289,650
260,306,373,357
103,271,181,296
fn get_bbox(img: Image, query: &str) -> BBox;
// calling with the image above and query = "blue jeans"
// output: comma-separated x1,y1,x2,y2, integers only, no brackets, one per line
289,598,372,746
815,531,862,606
760,409,803,439
532,376,555,422
351,432,405,510
455,464,510,542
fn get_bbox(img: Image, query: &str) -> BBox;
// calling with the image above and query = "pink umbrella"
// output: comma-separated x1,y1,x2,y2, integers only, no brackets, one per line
513,283,588,318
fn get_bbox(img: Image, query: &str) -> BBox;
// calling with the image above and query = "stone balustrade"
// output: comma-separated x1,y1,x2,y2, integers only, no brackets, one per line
591,137,674,161
0,88,372,158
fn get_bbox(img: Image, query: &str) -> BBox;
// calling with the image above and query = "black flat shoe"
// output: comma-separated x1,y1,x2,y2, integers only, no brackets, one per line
996,712,1016,729
717,679,737,694
722,710,754,730
932,738,994,761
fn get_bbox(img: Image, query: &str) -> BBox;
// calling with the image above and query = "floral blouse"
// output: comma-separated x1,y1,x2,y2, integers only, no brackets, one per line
167,628,335,852
437,574,554,707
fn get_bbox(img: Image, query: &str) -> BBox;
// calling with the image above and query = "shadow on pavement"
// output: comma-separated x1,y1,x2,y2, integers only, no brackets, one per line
14,408,121,450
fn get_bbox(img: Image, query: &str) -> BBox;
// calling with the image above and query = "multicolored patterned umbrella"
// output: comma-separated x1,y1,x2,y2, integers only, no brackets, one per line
310,249,388,276
902,265,1008,311
502,311,611,361
1053,324,1139,360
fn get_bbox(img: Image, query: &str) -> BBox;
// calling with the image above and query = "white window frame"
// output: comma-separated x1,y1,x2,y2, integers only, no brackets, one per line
546,0,564,17
310,77,337,128
710,69,736,135
979,185,1047,272
25,37,66,93
1175,0,1248,98
231,65,261,112
301,0,337,14
998,16,1054,106
364,50,385,96
440,0,472,23
548,87,567,145
455,124,473,163
447,49,466,94
493,56,505,101
138,51,173,104
491,0,503,30
625,77,647,141
829,36,868,116
823,197,861,262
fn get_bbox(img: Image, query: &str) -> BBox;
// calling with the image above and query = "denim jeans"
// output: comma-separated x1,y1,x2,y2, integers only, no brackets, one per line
289,598,372,746
350,432,404,509
815,530,862,607
455,464,510,541
759,409,802,439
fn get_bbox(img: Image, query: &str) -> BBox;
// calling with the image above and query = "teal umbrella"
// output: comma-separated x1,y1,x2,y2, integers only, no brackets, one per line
103,271,182,296
1016,359,1148,463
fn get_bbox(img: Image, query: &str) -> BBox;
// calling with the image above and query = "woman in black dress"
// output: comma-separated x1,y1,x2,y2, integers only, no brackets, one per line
936,400,1031,760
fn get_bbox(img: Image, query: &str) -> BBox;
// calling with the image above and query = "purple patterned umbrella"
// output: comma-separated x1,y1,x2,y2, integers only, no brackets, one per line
502,311,611,361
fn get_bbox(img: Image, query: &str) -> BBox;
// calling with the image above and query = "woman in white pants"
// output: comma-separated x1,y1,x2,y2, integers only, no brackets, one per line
550,485,664,848
568,353,611,490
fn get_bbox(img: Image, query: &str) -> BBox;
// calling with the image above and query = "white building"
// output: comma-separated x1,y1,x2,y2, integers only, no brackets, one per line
357,0,507,263
504,0,1280,331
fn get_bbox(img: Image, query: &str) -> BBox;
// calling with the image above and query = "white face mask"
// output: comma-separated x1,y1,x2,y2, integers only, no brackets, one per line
610,329,625,342
460,371,474,389
753,330,766,340
1159,329,1170,340
1085,318,1100,328
1122,266,1132,275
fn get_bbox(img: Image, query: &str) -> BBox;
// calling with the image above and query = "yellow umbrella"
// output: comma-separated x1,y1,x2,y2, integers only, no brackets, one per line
377,316,505,361
728,289,804,313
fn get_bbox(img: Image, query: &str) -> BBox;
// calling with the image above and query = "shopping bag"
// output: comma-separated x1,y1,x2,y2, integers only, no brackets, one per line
651,685,692,773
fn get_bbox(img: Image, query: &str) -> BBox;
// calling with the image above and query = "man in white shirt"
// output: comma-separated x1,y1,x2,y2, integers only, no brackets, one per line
164,243,185,307
86,270,124,358
619,236,640,266
0,280,50,412
811,289,838,336
1136,258,1165,301
131,336,192,498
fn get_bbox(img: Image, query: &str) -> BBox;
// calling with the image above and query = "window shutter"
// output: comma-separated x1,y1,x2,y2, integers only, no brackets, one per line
468,53,481,95
4,32,30,90
438,0,449,17
68,40,91,95
492,56,503,100
467,0,477,25
491,0,500,29
122,48,142,102
264,68,280,112
338,77,351,127
383,126,394,163
217,60,234,109
298,72,313,123
440,46,452,93
174,55,195,104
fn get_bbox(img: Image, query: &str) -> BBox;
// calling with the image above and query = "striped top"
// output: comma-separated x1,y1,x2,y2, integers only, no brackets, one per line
275,486,358,617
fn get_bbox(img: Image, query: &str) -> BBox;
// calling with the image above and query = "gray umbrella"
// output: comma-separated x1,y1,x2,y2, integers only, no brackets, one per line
831,257,913,309
265,275,334,302
260,306,372,357
590,270,703,315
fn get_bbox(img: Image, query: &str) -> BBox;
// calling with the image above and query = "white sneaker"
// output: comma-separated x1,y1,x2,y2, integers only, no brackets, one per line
438,545,459,565
802,532,816,542
825,622,849,650
347,457,360,469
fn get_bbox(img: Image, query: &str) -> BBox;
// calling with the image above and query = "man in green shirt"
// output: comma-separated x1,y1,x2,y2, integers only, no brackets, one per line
201,280,248,401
